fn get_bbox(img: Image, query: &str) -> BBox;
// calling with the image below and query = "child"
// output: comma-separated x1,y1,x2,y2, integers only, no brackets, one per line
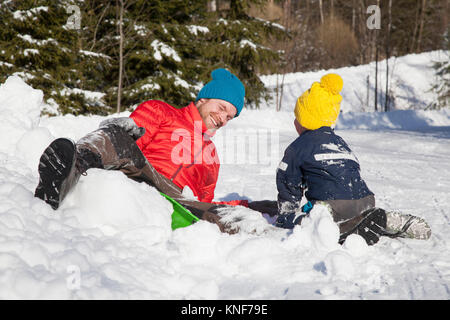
274,74,431,245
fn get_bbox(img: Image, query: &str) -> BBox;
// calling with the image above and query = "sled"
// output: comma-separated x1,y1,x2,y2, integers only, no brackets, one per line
160,192,200,230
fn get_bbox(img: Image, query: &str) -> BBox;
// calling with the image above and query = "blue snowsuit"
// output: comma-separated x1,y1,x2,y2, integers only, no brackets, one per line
276,126,374,228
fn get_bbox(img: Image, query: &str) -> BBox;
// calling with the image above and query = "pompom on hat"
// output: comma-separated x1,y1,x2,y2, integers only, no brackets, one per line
294,73,344,130
196,68,245,117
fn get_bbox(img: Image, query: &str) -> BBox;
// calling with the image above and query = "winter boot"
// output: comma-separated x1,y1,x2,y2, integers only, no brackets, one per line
35,138,81,209
383,211,431,240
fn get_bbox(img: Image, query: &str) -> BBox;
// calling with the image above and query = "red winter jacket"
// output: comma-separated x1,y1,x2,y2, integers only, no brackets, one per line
130,100,248,207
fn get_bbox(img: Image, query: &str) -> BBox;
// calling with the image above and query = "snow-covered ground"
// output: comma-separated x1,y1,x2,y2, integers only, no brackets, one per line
0,51,449,299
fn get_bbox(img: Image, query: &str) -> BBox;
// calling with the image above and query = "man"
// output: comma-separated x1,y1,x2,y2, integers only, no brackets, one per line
35,68,248,232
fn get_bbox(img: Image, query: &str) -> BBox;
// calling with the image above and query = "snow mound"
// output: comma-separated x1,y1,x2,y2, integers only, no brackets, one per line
62,169,173,238
0,76,50,156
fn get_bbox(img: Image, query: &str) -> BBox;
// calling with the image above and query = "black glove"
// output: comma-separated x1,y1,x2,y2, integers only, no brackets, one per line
182,203,238,234
99,117,146,141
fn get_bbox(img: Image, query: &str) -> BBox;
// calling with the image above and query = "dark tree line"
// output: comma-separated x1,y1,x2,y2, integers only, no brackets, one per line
0,0,447,115
0,0,285,115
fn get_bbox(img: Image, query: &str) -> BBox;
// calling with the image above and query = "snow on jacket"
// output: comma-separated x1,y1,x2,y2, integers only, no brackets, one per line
130,100,247,206
276,126,373,214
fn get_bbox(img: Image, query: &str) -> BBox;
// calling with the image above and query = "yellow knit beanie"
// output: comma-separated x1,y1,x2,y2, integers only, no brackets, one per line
294,73,344,130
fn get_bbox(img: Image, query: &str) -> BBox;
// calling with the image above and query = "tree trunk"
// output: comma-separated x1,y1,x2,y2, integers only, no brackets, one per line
283,0,291,29
366,75,370,111
385,0,392,112
416,0,428,52
230,0,246,19
90,3,110,51
276,74,279,111
116,0,124,113
352,0,356,33
444,0,448,36
279,73,286,112
411,0,421,53
207,0,217,12
319,0,324,24
359,0,368,63
330,0,334,19
374,0,380,111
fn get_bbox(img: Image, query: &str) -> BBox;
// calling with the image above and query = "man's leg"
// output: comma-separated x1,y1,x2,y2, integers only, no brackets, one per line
79,124,238,233
35,122,236,233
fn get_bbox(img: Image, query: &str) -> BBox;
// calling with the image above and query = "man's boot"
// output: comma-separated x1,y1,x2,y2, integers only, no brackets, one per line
35,139,78,209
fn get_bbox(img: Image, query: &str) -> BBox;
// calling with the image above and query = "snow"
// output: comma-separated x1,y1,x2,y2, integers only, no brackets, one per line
79,50,111,60
139,83,161,91
0,61,14,68
260,50,449,112
133,25,148,37
150,40,181,62
0,52,450,299
18,34,57,46
186,25,209,36
240,39,257,49
13,6,48,21
23,49,39,57
60,88,106,107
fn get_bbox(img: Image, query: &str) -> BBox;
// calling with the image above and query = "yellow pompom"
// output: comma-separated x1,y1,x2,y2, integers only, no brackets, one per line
320,73,343,95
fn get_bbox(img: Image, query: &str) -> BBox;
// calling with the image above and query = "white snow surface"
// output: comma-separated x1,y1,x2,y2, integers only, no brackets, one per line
0,51,450,299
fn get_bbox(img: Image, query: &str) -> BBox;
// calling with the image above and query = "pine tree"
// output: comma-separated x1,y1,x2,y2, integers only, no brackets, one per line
0,0,285,115
428,32,449,110
84,0,285,111
0,0,112,115
201,2,285,107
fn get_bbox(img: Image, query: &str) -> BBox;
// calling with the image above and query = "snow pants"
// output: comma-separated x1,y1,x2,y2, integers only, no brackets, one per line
249,195,376,236
75,124,236,234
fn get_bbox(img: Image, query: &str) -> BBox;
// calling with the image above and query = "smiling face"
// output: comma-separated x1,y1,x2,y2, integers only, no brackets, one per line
195,98,237,131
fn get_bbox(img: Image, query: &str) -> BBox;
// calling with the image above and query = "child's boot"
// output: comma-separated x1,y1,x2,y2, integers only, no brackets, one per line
384,211,431,240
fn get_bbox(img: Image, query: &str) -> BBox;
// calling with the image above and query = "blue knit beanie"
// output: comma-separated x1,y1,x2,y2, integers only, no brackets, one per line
196,68,245,117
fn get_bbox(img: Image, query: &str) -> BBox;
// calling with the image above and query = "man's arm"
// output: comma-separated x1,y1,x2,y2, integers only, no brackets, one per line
129,100,168,152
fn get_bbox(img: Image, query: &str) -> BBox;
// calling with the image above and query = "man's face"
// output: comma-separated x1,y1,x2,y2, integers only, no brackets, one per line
196,98,237,131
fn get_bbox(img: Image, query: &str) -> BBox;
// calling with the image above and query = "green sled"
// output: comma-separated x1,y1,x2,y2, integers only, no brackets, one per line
160,192,200,230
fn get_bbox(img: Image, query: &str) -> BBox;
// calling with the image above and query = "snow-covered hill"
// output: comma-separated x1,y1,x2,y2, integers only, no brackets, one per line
0,51,449,299
260,50,448,113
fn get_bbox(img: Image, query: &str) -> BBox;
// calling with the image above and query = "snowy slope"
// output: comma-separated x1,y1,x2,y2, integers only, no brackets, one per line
0,51,449,299
260,50,448,113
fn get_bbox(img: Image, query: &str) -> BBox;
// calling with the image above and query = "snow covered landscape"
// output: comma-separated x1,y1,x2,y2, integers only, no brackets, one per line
0,51,449,299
